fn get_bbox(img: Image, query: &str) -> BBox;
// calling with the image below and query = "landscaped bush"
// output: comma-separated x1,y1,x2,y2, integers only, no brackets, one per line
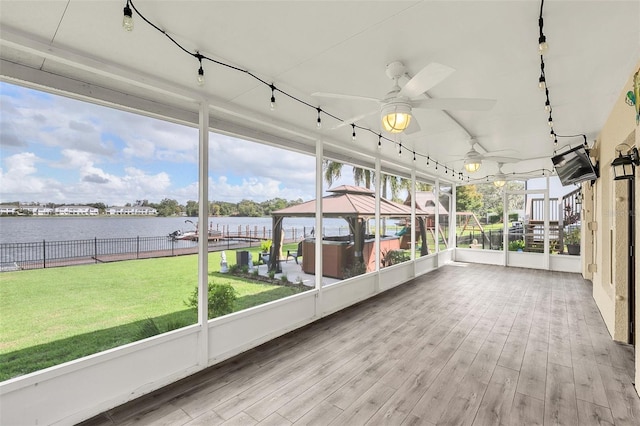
508,239,525,251
186,282,237,319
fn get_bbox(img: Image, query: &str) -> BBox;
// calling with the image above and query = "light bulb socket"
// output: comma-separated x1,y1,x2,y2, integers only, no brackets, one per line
351,124,356,141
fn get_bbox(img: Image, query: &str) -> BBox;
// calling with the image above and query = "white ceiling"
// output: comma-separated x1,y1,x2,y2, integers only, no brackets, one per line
1,0,639,183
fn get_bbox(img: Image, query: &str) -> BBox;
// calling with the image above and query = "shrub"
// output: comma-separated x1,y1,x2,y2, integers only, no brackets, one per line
260,240,272,253
268,270,276,279
508,240,525,251
383,250,411,266
343,260,366,278
185,282,237,319
280,274,289,283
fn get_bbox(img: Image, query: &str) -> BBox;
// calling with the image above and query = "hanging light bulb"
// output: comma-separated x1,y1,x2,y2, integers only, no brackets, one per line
538,34,548,53
426,156,430,167
316,108,322,129
538,74,546,90
351,124,356,142
548,114,553,127
377,134,382,151
270,84,276,111
413,151,416,162
549,130,555,139
398,143,402,156
122,0,134,31
544,99,551,112
554,137,558,147
196,61,205,86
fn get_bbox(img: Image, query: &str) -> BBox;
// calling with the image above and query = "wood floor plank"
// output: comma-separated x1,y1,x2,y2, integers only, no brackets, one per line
292,401,342,426
576,400,615,426
472,365,519,426
182,410,225,426
573,360,609,407
597,364,640,425
508,392,544,426
544,362,578,426
516,338,548,400
409,348,477,424
329,382,395,425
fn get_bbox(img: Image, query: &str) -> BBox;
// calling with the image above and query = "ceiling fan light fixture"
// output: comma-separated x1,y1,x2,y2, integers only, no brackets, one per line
464,159,482,173
381,102,412,133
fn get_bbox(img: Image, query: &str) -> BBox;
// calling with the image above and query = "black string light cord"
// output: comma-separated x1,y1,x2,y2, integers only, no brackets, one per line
537,0,588,154
123,0,469,180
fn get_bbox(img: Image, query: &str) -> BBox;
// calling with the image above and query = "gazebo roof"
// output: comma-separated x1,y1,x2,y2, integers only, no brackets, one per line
272,185,413,218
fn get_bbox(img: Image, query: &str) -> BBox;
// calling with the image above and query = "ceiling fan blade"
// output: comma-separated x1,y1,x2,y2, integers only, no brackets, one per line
404,117,421,134
412,98,497,111
311,92,380,103
482,155,523,163
331,109,378,129
399,63,455,98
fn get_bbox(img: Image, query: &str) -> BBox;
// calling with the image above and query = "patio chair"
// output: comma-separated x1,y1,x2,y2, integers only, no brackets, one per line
286,241,303,264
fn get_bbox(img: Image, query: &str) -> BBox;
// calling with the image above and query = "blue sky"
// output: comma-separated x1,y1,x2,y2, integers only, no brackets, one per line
0,81,320,206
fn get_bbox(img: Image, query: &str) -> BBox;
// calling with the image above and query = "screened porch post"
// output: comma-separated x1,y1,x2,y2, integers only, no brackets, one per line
410,167,416,261
375,156,381,279
315,139,323,292
197,101,209,367
435,179,440,256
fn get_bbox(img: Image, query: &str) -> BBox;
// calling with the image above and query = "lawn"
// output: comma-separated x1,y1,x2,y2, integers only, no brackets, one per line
0,243,305,381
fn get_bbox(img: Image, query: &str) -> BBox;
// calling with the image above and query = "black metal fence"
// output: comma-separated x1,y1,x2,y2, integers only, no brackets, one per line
0,225,342,271
0,236,200,271
456,229,524,250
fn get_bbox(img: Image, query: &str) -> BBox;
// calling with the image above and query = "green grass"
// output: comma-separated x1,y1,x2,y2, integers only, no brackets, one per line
0,243,304,381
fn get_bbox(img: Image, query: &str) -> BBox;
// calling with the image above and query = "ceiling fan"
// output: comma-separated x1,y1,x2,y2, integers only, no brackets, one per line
452,139,520,173
312,61,496,134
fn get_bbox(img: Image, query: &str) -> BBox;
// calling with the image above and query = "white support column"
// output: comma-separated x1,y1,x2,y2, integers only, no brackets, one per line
450,183,457,255
543,176,550,270
435,179,440,256
315,139,323,300
502,188,508,266
375,156,381,291
410,168,417,277
197,101,209,367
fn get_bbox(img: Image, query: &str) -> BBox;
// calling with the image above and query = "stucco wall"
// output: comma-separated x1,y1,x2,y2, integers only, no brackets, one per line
586,61,639,393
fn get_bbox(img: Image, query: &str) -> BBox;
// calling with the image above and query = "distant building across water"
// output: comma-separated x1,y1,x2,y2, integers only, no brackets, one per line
0,204,157,216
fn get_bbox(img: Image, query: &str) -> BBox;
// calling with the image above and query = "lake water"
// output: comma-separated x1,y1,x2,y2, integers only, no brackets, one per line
0,216,350,244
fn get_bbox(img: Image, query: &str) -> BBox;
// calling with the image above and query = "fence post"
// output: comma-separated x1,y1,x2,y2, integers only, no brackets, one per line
171,238,174,256
43,239,46,269
136,236,140,259
94,237,98,263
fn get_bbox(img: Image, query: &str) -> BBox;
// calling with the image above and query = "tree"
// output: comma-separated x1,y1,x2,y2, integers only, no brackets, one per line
456,185,483,213
185,200,198,217
156,198,181,217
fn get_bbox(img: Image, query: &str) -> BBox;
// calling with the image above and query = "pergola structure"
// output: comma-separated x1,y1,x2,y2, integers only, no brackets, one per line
0,2,638,424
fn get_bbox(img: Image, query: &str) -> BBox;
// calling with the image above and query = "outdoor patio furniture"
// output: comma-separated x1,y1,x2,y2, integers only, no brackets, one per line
286,241,303,264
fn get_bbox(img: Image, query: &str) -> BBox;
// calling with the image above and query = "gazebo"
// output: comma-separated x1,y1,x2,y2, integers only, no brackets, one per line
269,185,418,277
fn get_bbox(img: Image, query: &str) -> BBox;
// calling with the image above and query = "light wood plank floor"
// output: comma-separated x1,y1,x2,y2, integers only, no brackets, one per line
81,263,639,425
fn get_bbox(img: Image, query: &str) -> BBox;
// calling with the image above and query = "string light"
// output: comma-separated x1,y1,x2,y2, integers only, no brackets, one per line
549,129,555,139
538,74,546,90
270,84,276,111
122,0,463,182
538,1,548,53
398,143,402,156
122,0,134,31
547,114,553,127
196,54,205,86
